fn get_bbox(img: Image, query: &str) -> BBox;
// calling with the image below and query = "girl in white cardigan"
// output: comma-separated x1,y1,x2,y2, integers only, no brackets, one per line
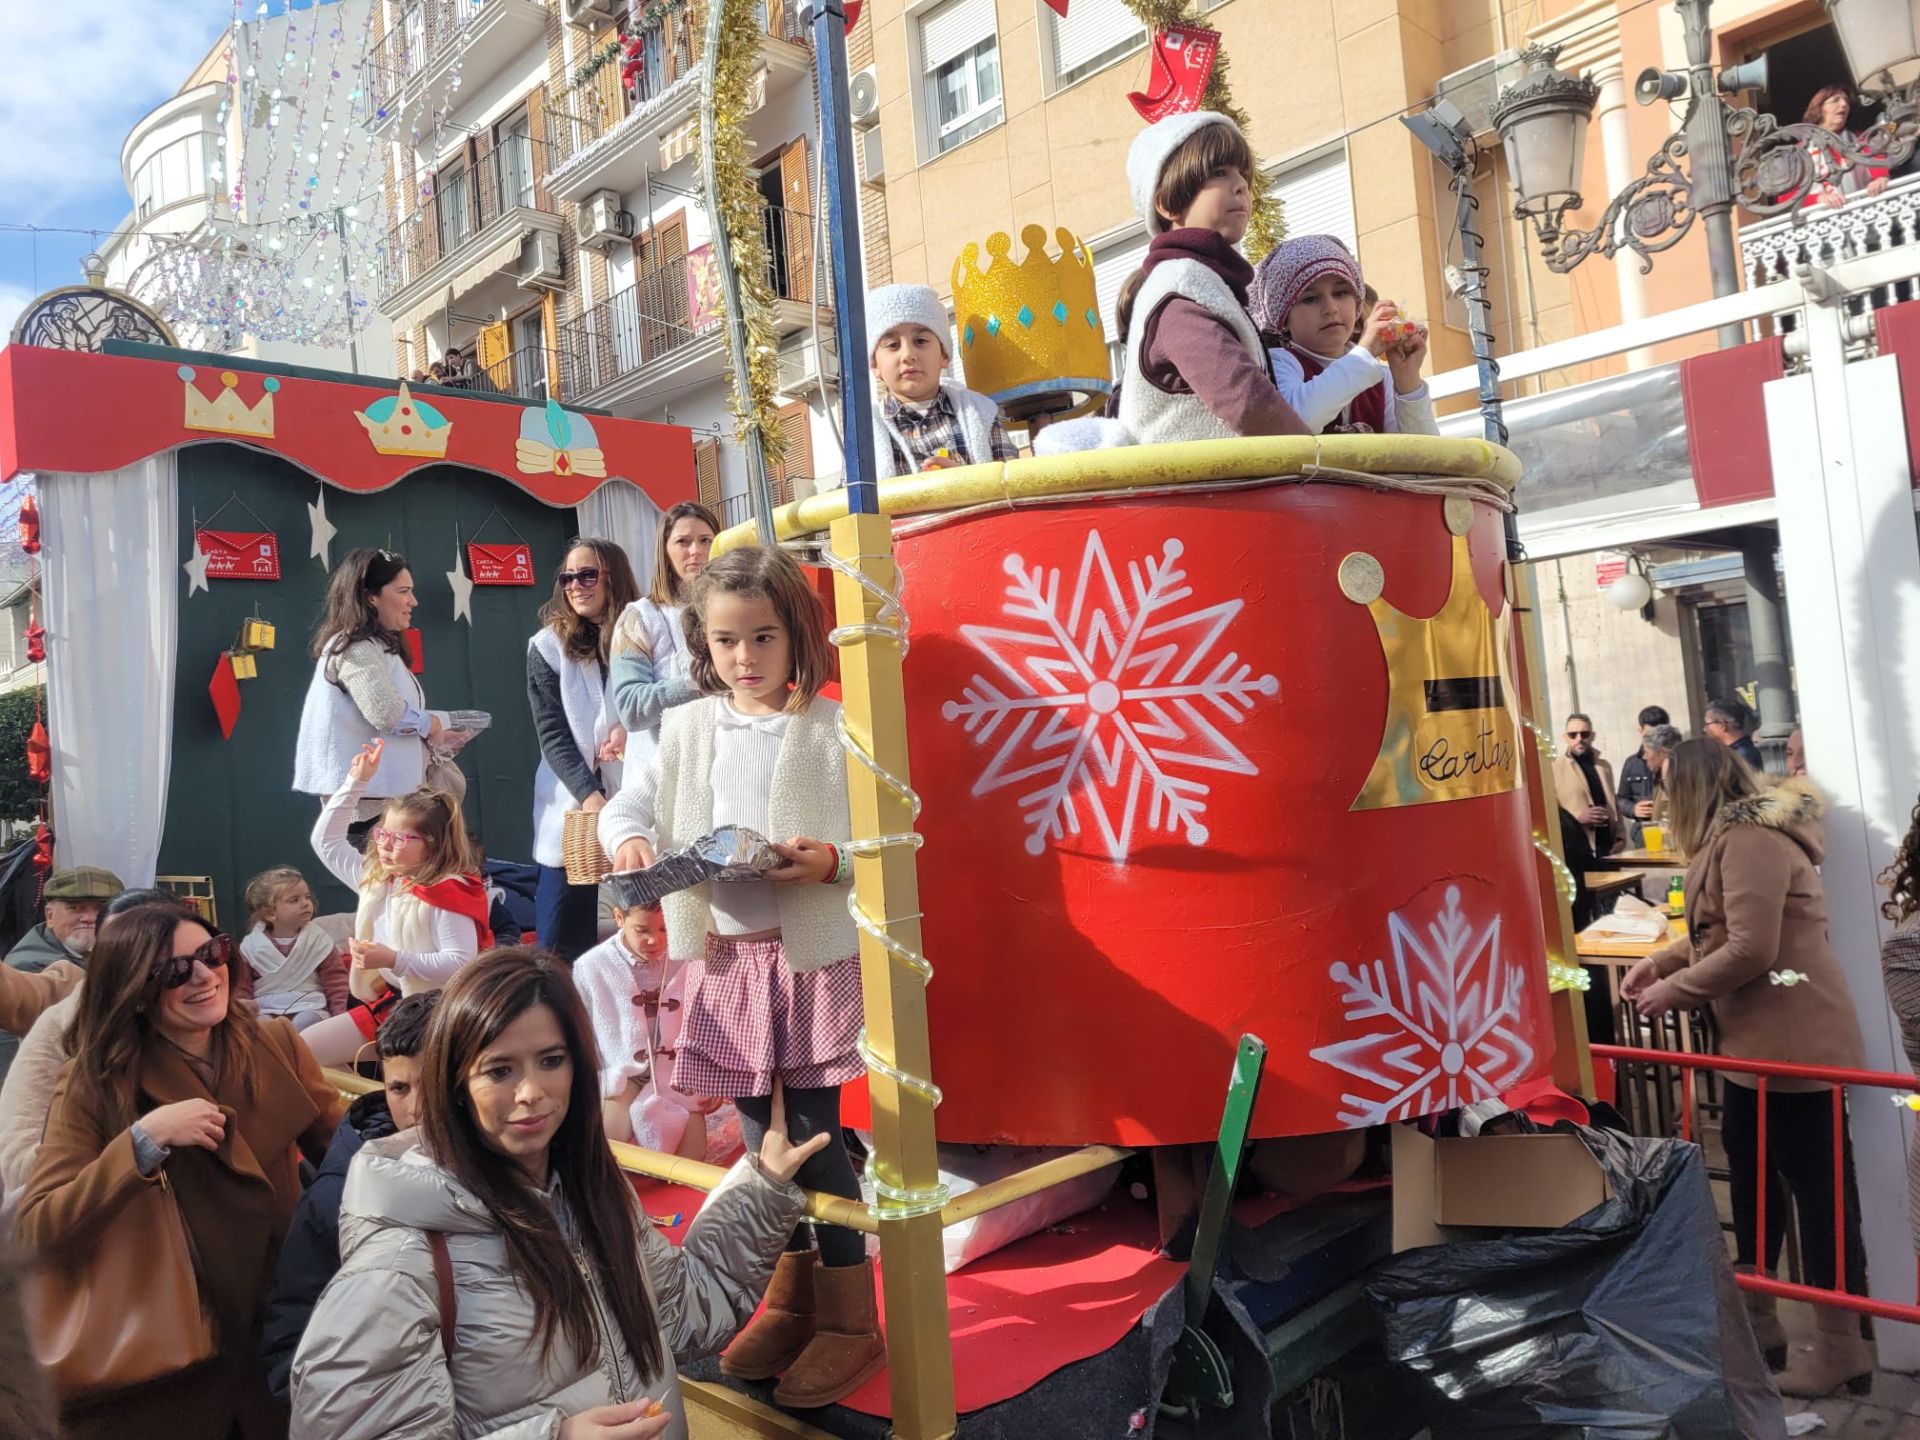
598,545,882,1411
299,739,492,1066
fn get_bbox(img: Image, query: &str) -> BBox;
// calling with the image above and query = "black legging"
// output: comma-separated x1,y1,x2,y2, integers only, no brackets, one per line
1721,1082,1868,1297
735,1086,865,1269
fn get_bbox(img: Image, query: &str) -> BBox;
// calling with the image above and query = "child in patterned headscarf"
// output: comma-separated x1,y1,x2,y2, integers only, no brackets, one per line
1250,235,1438,437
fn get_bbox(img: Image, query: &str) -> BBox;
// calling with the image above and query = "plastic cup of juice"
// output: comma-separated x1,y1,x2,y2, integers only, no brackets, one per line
1642,825,1665,854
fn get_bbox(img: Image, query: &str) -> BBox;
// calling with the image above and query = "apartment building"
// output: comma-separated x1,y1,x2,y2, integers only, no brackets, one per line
368,0,837,525
101,0,394,371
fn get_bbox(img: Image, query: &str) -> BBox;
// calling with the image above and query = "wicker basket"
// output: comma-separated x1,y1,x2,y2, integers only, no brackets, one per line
562,809,612,886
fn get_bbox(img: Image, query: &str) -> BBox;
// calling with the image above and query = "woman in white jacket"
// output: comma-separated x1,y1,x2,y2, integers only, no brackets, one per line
291,947,828,1440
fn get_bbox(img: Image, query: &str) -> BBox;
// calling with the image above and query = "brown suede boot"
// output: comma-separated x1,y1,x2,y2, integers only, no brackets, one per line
1736,1268,1787,1369
1776,1306,1875,1399
773,1258,886,1409
720,1250,816,1381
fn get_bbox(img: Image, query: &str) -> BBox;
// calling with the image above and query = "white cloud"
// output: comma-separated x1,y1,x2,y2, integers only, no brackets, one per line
0,5,223,217
0,283,30,339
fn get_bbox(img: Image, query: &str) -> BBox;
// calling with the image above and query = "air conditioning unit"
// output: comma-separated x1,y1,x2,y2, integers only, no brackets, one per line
577,189,635,249
778,331,839,393
517,231,566,291
562,0,620,29
859,125,885,186
848,66,881,128
1435,49,1523,138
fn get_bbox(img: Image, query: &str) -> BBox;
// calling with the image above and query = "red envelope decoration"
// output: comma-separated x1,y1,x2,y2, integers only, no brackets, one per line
402,627,425,675
197,529,282,580
468,541,535,586
1128,23,1220,123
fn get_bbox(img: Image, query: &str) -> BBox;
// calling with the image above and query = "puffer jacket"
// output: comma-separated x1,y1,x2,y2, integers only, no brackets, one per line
1648,777,1864,1090
290,1135,806,1440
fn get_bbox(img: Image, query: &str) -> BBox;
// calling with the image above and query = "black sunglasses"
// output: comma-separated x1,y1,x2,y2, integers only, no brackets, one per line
150,931,235,989
557,567,602,590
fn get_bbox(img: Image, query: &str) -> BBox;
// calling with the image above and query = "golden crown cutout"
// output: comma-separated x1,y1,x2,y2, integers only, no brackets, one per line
1343,497,1523,810
951,225,1112,422
356,383,454,458
181,366,278,439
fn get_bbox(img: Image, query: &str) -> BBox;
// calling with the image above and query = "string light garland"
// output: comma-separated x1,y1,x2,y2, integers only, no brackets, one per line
1532,833,1576,904
1547,959,1591,994
818,545,948,1222
1521,714,1559,762
1119,0,1283,261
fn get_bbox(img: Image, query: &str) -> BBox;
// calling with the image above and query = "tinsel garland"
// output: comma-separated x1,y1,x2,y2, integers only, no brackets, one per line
572,2,687,88
701,0,786,464
572,37,623,89
1120,0,1283,261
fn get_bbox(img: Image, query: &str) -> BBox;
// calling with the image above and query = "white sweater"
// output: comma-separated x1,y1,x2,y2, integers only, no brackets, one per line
293,640,440,802
1118,259,1268,446
1266,344,1440,436
599,695,855,971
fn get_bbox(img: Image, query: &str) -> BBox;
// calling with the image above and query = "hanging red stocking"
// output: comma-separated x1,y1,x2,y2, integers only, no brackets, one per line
1127,23,1220,124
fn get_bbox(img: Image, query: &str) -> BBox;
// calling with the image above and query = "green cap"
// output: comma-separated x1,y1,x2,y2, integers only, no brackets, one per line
44,866,126,902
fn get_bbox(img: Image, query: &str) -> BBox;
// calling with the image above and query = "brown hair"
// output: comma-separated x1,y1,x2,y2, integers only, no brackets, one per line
1804,84,1852,126
244,866,309,926
539,537,641,666
1882,797,1920,923
1153,120,1257,229
648,502,722,606
61,902,259,1132
1664,737,1764,859
683,545,833,710
419,948,663,1379
311,548,412,662
360,788,479,890
1114,268,1146,338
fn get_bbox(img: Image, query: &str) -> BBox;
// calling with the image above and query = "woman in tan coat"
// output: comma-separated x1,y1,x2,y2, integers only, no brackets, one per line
1623,740,1869,1398
14,900,341,1439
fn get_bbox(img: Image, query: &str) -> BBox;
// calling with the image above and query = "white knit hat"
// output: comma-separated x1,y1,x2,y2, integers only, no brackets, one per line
864,284,949,360
1127,111,1241,235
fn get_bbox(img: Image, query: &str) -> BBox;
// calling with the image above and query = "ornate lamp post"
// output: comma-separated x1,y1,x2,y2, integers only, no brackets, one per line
1491,0,1920,328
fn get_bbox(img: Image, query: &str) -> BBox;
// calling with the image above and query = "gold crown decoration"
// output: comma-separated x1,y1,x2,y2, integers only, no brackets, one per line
951,225,1112,424
356,383,454,458
1343,497,1523,810
180,366,278,439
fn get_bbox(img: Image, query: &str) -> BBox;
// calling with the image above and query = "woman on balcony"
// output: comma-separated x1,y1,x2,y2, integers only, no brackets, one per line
528,538,642,961
609,502,720,777
1802,85,1890,211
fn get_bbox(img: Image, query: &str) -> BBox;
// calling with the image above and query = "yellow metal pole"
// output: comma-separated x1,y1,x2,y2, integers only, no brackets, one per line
828,510,957,1440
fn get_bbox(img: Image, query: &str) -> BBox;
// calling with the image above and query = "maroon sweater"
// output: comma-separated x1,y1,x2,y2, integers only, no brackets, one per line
1134,229,1310,438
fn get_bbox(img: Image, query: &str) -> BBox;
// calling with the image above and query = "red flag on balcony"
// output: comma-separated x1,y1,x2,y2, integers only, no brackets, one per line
844,0,861,27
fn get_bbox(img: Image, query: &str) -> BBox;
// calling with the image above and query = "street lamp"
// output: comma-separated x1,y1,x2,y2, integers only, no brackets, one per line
1491,0,1920,321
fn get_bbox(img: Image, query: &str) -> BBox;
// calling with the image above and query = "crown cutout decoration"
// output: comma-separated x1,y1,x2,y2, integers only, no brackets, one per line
952,225,1113,423
356,383,454,458
1343,496,1522,810
181,366,279,439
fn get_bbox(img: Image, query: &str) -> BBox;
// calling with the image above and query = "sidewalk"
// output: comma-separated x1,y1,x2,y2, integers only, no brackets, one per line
1779,1300,1920,1438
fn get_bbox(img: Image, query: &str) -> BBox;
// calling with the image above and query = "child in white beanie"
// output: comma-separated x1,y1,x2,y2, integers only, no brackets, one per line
864,283,1018,478
1116,111,1309,446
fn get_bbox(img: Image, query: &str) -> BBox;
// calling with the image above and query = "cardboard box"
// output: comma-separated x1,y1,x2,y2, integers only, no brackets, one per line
1392,1124,1611,1252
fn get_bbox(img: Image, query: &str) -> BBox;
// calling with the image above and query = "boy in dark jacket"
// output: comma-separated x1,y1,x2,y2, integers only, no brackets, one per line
261,992,438,1400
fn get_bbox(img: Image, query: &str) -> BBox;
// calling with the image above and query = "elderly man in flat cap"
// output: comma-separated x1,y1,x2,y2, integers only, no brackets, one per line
0,866,123,1081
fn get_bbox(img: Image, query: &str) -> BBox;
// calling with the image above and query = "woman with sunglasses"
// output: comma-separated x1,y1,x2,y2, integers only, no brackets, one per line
529,537,643,959
15,901,341,1439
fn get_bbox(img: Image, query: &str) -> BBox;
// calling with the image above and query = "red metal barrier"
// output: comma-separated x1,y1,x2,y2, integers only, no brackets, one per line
1591,1044,1920,1327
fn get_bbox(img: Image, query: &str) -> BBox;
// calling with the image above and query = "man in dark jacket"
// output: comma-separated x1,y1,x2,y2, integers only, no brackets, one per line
261,992,438,1399
1706,696,1766,770
1613,706,1669,831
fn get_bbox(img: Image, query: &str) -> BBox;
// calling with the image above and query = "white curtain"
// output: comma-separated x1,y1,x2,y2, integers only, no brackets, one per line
41,456,179,887
576,480,663,597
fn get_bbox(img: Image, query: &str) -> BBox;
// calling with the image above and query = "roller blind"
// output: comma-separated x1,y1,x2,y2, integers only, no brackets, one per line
1051,0,1143,76
1269,150,1356,253
1093,232,1148,345
920,0,995,70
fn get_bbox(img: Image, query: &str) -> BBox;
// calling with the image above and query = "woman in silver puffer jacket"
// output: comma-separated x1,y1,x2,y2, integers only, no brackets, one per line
290,948,831,1440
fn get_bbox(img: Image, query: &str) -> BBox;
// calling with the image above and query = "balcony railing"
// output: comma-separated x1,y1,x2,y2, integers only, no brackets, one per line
719,481,799,530
545,0,807,171
557,205,819,400
366,0,487,115
1741,172,1920,324
436,345,554,403
378,138,558,301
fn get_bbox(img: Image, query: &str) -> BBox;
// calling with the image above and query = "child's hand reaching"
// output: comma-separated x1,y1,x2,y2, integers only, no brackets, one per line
768,836,836,884
613,837,657,873
920,452,961,471
346,739,383,785
1356,301,1396,358
1385,325,1428,395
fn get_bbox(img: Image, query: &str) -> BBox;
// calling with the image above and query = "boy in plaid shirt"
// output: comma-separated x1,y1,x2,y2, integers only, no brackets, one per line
866,283,1018,478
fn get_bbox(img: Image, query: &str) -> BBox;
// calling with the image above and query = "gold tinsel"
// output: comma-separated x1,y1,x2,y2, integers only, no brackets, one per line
1121,0,1284,261
699,0,786,465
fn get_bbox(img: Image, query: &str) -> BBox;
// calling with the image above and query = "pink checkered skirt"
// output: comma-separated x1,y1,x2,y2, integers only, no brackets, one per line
674,932,865,1099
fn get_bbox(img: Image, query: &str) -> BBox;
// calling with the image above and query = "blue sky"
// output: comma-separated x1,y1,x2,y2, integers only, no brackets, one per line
0,1,341,337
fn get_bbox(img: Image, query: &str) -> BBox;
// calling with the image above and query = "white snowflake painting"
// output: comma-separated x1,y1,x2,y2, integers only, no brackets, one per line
938,529,1279,864
1310,883,1536,1127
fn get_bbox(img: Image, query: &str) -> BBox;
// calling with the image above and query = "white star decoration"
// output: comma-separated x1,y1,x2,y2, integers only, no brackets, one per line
308,489,337,569
183,540,211,597
448,546,474,625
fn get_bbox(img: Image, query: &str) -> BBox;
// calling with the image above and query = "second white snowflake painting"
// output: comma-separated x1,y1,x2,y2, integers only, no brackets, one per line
1309,879,1536,1127
939,529,1279,864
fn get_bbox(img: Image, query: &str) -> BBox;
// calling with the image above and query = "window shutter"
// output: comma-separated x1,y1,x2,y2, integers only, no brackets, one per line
527,85,549,185
766,400,812,501
1268,150,1356,254
1050,0,1142,76
1093,232,1148,344
694,438,722,511
920,0,993,69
